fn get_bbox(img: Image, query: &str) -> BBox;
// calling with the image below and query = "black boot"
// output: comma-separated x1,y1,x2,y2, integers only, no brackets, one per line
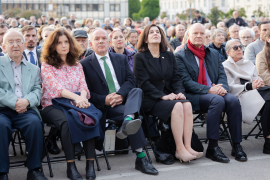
47,128,61,155
263,138,270,154
86,160,96,180
0,173,8,180
67,162,83,180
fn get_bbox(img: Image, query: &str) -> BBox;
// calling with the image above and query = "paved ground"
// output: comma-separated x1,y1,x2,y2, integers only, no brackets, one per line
8,120,270,180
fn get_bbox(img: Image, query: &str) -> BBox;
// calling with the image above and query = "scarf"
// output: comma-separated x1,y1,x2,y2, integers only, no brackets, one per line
187,40,207,85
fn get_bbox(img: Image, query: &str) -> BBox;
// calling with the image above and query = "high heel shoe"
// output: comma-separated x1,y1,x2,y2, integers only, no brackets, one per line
192,152,204,159
175,152,196,163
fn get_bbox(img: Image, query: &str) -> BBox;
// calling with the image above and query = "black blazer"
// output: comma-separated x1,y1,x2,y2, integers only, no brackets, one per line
170,37,182,50
133,50,185,112
23,47,41,68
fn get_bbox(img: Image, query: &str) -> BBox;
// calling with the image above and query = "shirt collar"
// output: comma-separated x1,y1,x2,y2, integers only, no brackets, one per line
25,47,37,55
8,55,27,65
95,52,109,61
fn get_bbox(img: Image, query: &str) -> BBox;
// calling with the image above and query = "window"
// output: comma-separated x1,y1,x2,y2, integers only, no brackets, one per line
110,4,120,11
70,4,75,11
87,4,92,11
212,0,216,7
222,0,225,6
93,4,99,11
204,0,206,6
181,1,182,8
75,4,81,11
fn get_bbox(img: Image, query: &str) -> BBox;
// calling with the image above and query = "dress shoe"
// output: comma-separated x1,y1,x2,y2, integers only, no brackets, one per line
86,160,96,180
175,152,196,163
47,139,61,155
206,146,230,163
135,156,159,175
116,119,142,139
158,122,169,132
231,144,247,161
27,169,48,180
0,174,8,180
67,162,83,180
263,138,270,154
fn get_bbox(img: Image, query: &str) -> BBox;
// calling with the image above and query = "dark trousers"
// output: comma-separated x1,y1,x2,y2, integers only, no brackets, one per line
199,93,242,143
260,101,270,138
0,108,43,173
41,106,95,160
106,88,147,150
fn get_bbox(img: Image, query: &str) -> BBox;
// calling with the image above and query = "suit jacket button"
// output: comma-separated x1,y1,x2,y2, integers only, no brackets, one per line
162,80,165,82
103,82,105,84
200,89,202,91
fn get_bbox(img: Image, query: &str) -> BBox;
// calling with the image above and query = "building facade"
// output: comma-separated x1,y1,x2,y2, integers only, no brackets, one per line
1,0,129,22
159,0,229,21
229,0,270,18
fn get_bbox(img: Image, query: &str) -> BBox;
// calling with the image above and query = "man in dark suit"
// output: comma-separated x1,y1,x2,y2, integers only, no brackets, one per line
175,23,247,163
226,11,248,28
21,26,41,68
81,28,158,175
170,24,185,50
192,10,207,24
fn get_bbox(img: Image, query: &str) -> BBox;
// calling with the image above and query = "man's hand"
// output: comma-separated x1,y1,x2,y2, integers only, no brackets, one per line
15,99,30,114
105,93,116,106
208,84,227,96
161,93,177,100
110,94,124,108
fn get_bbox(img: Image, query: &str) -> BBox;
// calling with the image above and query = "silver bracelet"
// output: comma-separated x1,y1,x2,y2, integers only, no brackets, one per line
244,82,249,91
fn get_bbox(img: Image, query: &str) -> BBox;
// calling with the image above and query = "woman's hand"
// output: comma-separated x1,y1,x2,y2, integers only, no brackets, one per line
175,93,186,100
75,96,90,108
252,79,264,89
161,93,177,100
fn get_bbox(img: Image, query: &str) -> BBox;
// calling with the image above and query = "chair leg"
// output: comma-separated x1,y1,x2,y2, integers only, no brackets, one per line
94,152,101,171
43,137,54,177
12,134,17,156
221,113,233,148
144,146,152,164
103,145,111,170
17,132,24,155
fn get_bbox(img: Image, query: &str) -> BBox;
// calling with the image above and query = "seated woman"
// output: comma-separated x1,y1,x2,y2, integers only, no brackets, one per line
126,29,139,53
256,30,270,86
134,24,203,163
223,39,270,155
109,30,136,72
40,28,97,180
209,29,227,62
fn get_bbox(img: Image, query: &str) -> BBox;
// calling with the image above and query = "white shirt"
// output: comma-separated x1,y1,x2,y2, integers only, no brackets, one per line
24,47,38,66
95,52,120,92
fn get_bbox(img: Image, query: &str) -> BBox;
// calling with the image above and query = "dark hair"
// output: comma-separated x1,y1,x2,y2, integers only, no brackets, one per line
264,30,270,71
126,29,139,39
0,23,9,29
103,25,113,32
258,21,270,30
125,18,133,26
137,24,172,52
64,24,72,31
21,25,37,34
41,28,83,69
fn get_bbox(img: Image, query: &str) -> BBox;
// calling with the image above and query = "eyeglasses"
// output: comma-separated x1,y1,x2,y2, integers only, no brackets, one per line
241,36,251,39
231,45,243,51
6,40,24,46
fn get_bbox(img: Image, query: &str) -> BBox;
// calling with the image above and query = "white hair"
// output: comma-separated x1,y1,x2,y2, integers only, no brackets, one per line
3,29,25,45
41,27,55,37
239,28,255,38
60,17,67,25
19,18,25,22
89,28,109,42
229,24,240,32
217,22,225,28
11,19,18,26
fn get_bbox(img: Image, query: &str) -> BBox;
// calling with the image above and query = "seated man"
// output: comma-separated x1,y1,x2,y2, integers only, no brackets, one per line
175,23,247,163
0,30,46,180
81,28,158,175
170,24,185,50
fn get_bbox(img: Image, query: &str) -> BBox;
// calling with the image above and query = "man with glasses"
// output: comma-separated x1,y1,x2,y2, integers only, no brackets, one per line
239,28,254,53
0,30,46,180
229,24,240,40
176,23,247,163
245,21,270,64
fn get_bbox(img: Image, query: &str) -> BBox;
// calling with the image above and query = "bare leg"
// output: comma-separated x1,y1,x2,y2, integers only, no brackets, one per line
171,102,196,161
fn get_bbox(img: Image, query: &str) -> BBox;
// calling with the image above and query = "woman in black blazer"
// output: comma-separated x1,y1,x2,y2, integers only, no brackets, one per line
134,24,203,163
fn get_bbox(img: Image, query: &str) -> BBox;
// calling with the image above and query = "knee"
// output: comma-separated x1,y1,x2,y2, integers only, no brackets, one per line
173,102,184,112
0,120,11,132
183,102,192,112
27,117,43,131
131,88,143,95
211,95,225,108
226,94,241,108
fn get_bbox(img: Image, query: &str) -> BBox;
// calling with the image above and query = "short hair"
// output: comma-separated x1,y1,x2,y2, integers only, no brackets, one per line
86,19,93,25
239,28,255,38
19,18,25,22
11,19,18,26
64,24,72,31
3,29,25,45
103,25,113,32
225,39,241,52
137,24,172,52
60,17,67,25
258,21,270,30
21,25,37,35
126,29,139,39
211,29,225,40
217,22,225,28
229,24,240,32
41,28,83,69
41,27,55,37
89,28,109,42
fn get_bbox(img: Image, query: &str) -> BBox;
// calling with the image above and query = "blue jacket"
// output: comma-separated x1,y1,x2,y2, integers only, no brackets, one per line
52,95,104,148
208,43,228,62
175,44,228,111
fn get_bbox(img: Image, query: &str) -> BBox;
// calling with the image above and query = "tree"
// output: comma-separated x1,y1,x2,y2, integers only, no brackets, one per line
128,0,141,18
238,8,247,18
160,12,167,19
253,8,266,18
3,8,42,19
132,13,141,21
138,0,160,21
176,8,197,21
208,7,221,26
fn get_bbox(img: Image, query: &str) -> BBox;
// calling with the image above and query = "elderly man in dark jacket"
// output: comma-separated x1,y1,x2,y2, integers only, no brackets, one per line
226,11,248,28
170,24,185,50
175,23,247,163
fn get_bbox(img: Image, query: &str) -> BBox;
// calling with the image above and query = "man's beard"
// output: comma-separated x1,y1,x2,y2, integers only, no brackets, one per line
27,44,35,49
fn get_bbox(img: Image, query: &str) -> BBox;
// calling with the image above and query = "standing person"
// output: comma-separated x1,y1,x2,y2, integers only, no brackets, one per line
192,10,207,24
134,24,203,162
126,29,139,52
21,25,41,68
81,28,158,175
170,24,185,50
245,21,270,64
209,29,227,61
0,30,47,180
69,14,76,28
0,24,9,53
226,11,248,28
40,28,98,180
176,23,247,163
108,30,136,72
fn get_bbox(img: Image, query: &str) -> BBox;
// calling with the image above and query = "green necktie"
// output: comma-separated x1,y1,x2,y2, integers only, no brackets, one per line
101,56,116,93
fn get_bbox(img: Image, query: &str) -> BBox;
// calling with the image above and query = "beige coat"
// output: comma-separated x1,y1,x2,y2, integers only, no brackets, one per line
256,48,270,86
223,56,262,98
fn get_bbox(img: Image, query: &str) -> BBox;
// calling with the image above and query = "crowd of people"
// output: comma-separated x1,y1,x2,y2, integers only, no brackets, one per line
0,9,270,180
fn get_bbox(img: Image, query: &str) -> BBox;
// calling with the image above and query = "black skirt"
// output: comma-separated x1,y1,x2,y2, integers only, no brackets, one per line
258,86,270,101
149,99,189,123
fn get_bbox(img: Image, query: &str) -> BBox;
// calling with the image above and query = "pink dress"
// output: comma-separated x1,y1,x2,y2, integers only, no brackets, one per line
41,62,90,109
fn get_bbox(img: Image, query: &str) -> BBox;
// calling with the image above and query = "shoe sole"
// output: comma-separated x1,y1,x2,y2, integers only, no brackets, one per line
116,119,142,139
135,166,159,175
205,154,230,163
231,152,248,161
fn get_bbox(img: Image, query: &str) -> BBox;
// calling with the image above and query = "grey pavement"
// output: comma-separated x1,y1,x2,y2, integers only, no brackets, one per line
8,120,270,180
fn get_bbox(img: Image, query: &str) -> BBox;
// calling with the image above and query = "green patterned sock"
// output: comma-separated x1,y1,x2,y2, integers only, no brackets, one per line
137,152,146,158
124,116,133,121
